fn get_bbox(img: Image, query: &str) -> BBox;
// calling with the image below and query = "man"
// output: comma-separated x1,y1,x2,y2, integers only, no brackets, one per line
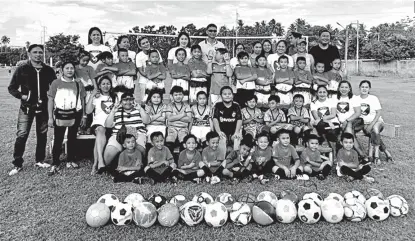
8,44,56,176
286,31,302,56
309,29,340,72
198,23,226,63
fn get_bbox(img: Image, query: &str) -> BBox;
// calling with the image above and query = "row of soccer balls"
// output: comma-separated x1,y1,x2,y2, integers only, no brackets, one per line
86,189,409,228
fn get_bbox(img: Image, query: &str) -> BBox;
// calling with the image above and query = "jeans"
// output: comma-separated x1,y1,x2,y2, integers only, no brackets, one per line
13,107,48,168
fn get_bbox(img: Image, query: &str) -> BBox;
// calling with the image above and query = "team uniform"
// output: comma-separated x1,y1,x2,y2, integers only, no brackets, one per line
75,65,96,103
263,108,290,133
326,70,342,98
170,63,191,101
337,148,371,179
336,95,360,124
210,62,230,104
250,146,274,175
113,50,136,64
241,107,264,138
135,50,163,85
310,98,340,143
312,72,329,91
143,63,166,102
255,67,273,107
287,106,311,129
146,146,175,182
201,146,224,173
177,150,203,174
145,103,167,143
113,61,136,100
293,69,313,105
188,58,208,103
84,44,111,70
354,94,384,146
165,102,191,143
191,104,212,141
274,69,295,106
292,53,314,72
301,147,331,177
234,65,256,107
213,102,242,142
114,148,144,182
271,142,303,179
224,150,251,178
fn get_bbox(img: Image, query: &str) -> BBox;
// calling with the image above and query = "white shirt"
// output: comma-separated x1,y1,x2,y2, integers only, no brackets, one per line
84,44,111,70
311,98,339,123
292,53,313,72
198,39,225,63
167,47,191,64
113,50,136,64
91,95,115,126
355,94,383,124
267,53,294,72
135,50,163,84
336,95,359,123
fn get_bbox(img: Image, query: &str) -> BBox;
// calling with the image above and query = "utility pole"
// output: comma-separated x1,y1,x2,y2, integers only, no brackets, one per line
42,26,47,63
345,26,349,79
356,20,359,74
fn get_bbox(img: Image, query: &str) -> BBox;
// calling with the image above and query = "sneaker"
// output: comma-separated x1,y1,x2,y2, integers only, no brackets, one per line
171,176,178,184
66,162,79,169
274,175,281,180
260,178,269,185
9,167,22,176
210,176,221,185
192,178,201,184
363,175,375,184
47,166,60,176
35,162,48,168
205,176,211,183
336,165,343,177
296,174,310,181
133,177,143,184
252,173,258,179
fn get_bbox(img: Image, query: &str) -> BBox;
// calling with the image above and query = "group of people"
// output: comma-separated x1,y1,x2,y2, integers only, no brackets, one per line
7,23,394,185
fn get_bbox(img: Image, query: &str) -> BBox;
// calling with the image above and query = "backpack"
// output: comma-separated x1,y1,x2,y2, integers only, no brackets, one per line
54,82,80,127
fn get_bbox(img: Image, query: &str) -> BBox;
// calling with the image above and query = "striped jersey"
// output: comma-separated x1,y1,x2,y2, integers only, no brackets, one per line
145,103,166,125
165,102,192,128
112,108,146,135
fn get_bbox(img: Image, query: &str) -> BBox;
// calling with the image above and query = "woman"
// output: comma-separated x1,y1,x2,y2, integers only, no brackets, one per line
84,27,111,70
230,43,248,70
355,80,394,164
267,40,294,72
47,62,87,176
167,32,191,66
261,39,273,58
113,35,136,63
250,41,262,67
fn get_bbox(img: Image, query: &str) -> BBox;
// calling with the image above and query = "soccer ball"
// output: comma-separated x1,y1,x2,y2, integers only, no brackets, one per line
252,201,276,226
204,202,228,227
364,188,384,199
325,193,345,206
157,203,180,227
180,201,204,226
387,195,409,217
170,195,187,208
192,192,214,210
256,191,278,207
133,202,157,228
343,198,367,222
297,199,321,224
365,196,390,221
321,199,344,223
85,203,111,228
124,193,145,209
302,192,324,207
215,193,235,211
237,193,256,209
111,202,133,226
275,199,297,224
148,194,167,209
229,202,252,226
279,189,299,204
344,190,366,204
97,194,120,209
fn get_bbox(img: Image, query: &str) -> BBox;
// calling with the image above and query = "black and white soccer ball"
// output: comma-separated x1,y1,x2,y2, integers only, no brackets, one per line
325,193,345,206
321,199,344,223
111,202,133,226
229,202,252,226
148,194,167,209
275,199,297,224
343,198,367,222
387,195,408,217
365,196,390,221
204,202,228,227
170,195,187,208
302,192,323,207
192,192,214,210
215,193,235,211
97,194,120,210
297,199,321,224
344,190,366,204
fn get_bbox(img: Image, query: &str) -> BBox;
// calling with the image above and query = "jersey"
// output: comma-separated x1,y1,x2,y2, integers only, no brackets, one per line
274,69,295,86
255,67,273,94
272,143,299,167
300,147,322,170
178,150,202,171
287,106,310,127
234,65,256,90
337,148,359,169
241,107,263,131
310,98,339,123
170,63,191,80
336,96,359,123
117,148,143,171
191,104,211,127
210,62,229,95
91,94,115,127
114,61,136,89
264,108,287,124
313,72,329,87
147,146,174,174
165,102,191,128
188,58,208,78
84,44,111,70
213,102,242,137
225,150,250,169
293,69,313,85
145,103,166,125
251,146,273,166
354,94,383,124
202,146,222,163
75,65,95,88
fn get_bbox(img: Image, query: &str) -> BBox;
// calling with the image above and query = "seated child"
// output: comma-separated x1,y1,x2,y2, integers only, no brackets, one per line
144,50,167,102
250,132,274,184
241,94,264,139
222,135,254,181
337,133,374,183
145,89,167,144
113,48,136,100
312,61,329,91
113,134,144,183
190,91,212,144
301,134,332,180
207,48,233,104
200,131,225,184
287,94,311,145
293,56,313,105
254,55,273,108
271,129,309,180
95,51,117,86
234,51,257,108
188,45,208,104
145,132,176,183
274,55,295,106
326,58,343,98
170,48,191,102
263,95,293,142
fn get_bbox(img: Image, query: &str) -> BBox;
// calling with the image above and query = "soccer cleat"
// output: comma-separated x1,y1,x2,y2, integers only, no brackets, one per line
133,177,143,184
66,162,79,168
205,176,211,183
8,167,22,176
210,176,221,185
35,162,50,168
296,174,310,181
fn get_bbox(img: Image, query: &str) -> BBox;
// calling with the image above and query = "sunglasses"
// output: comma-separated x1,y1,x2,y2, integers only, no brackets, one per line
208,29,217,33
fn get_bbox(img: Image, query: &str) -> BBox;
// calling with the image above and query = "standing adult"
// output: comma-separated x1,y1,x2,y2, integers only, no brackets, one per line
309,29,340,72
84,27,111,71
198,23,225,63
286,31,302,56
229,43,248,70
267,40,294,72
261,39,273,58
8,44,57,176
167,32,192,66
113,35,136,64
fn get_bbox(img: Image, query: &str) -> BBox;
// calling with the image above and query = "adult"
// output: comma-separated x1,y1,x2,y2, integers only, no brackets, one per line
250,41,262,67
167,32,191,66
261,39,273,58
84,27,111,70
113,35,136,64
198,23,225,63
267,40,294,72
292,38,315,72
309,29,340,72
286,31,302,56
229,43,248,70
8,44,56,176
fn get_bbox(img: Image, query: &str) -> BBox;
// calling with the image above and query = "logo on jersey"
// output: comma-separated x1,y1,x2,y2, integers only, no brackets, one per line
101,101,114,114
317,107,330,117
220,117,236,122
337,102,349,113
360,103,370,116
89,50,103,64
232,112,236,117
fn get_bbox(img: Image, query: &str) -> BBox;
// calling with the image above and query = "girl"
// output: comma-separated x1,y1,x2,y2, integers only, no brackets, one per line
230,43,248,70
255,55,273,108
250,41,262,67
188,44,208,104
113,35,136,63
292,39,314,72
145,89,167,145
267,40,294,72
261,39,273,58
113,48,136,100
167,32,192,66
190,91,213,145
84,27,111,71
170,48,191,102
47,62,87,175
327,58,344,97
86,76,117,175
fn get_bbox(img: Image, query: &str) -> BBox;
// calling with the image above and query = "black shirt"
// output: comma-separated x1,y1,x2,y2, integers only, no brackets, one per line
213,102,242,137
309,45,340,72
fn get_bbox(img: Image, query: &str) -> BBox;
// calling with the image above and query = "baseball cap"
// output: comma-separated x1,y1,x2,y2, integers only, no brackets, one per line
121,92,134,100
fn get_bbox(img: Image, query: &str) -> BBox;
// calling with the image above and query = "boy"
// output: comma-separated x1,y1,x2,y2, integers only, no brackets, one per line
145,131,176,183
337,133,374,183
190,91,212,144
313,61,330,91
234,51,258,108
293,56,313,105
113,48,137,100
144,50,167,102
287,94,311,145
250,131,274,184
274,55,295,106
292,39,315,72
254,55,273,108
271,129,309,180
326,58,343,97
263,95,293,142
241,94,264,139
170,48,191,102
95,51,118,85
113,133,144,183
200,131,225,184
207,48,233,104
165,86,192,154
301,134,332,180
188,45,208,104
222,135,254,182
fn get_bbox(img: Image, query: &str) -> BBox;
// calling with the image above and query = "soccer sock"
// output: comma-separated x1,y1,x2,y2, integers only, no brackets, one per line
214,166,224,177
161,166,173,179
146,168,163,182
184,172,199,181
357,165,371,177
296,168,303,175
201,166,212,177
322,165,332,177
340,166,364,180
275,168,288,179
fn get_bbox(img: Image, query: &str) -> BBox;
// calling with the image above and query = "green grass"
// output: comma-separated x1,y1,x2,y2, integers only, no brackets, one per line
1,69,414,241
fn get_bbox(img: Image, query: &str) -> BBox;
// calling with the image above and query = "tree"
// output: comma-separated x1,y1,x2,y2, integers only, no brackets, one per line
45,33,81,64
1,35,10,46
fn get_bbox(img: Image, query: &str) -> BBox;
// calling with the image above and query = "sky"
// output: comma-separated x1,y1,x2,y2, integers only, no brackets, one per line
0,0,413,46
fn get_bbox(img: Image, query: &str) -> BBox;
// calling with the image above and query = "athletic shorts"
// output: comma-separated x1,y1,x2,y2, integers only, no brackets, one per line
166,126,189,143
191,125,211,141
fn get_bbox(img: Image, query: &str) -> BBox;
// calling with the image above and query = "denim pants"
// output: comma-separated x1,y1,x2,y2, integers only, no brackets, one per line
13,107,48,168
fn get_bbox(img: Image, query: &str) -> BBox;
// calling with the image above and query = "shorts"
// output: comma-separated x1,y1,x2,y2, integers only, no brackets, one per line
210,94,221,105
244,125,263,139
91,125,112,138
256,92,271,106
146,125,167,143
107,133,146,152
138,75,149,85
276,92,293,106
166,126,189,143
191,125,211,141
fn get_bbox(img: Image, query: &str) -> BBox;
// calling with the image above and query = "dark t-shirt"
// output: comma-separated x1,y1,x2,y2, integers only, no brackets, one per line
309,45,340,72
213,102,242,137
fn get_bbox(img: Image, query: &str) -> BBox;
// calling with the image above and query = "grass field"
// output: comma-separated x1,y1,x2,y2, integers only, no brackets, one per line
0,69,414,241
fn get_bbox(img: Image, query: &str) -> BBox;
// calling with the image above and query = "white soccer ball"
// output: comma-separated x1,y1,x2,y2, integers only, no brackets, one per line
325,193,345,206
297,199,321,224
302,192,324,207
179,201,204,226
387,195,409,217
321,199,344,223
124,193,145,209
215,193,235,211
344,190,366,204
343,198,367,222
111,202,133,226
97,194,120,209
132,202,157,228
365,196,390,221
204,202,228,227
193,192,214,210
170,195,187,208
275,199,297,224
229,202,252,226
257,191,278,207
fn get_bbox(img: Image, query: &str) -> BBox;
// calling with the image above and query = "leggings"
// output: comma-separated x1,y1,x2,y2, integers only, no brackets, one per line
340,165,371,180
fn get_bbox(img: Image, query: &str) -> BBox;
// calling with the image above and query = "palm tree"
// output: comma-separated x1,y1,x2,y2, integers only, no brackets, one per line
1,35,10,46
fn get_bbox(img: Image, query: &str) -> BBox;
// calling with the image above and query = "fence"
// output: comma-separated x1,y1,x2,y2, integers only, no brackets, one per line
345,59,415,76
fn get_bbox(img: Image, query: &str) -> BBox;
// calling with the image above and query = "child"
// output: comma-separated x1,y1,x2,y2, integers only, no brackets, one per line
190,91,212,144
145,132,176,183
144,50,167,103
200,131,225,184
173,134,206,182
113,48,136,100
313,61,330,91
95,51,118,85
254,55,273,108
188,45,208,104
326,58,343,98
234,51,258,108
287,94,311,145
292,39,315,72
263,95,293,142
274,55,295,106
241,94,264,139
301,134,332,180
293,56,313,105
113,133,144,183
222,135,254,181
170,48,191,102
271,129,309,180
337,133,374,183
207,48,233,104
165,86,192,154
145,89,167,144
250,132,274,184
